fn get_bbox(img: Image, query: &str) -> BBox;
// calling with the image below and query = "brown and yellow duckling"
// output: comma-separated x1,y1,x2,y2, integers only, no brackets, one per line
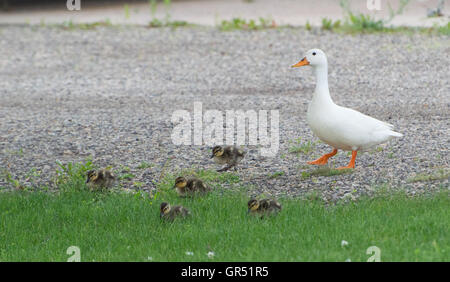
247,198,282,217
211,145,246,172
86,169,116,190
173,176,211,197
160,202,190,221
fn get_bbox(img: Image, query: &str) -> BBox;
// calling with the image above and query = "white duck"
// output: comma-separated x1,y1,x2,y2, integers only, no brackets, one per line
292,49,402,169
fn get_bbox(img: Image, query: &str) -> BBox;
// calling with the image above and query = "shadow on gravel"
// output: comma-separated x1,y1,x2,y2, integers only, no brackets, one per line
301,167,354,180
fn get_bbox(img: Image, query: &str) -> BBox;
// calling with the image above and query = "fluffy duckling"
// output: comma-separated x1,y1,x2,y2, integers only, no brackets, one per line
160,202,190,221
247,198,282,217
174,176,211,197
86,169,115,190
211,145,246,172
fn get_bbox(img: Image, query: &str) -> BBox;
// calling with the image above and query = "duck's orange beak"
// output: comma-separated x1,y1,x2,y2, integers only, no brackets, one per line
291,57,310,67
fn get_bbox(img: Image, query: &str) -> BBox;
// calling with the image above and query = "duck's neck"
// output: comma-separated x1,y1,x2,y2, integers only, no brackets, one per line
312,64,333,105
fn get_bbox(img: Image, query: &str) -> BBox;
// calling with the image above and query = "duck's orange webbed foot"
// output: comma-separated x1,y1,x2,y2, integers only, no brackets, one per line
337,151,357,170
307,148,338,165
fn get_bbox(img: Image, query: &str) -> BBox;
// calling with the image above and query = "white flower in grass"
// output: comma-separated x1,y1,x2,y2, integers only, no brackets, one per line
345,258,351,262
185,251,194,256
341,240,349,247
147,256,153,261
207,251,215,259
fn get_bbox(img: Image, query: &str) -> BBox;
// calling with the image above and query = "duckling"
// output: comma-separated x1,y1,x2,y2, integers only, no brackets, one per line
174,176,211,197
211,145,246,172
86,169,115,190
247,198,282,217
160,202,190,221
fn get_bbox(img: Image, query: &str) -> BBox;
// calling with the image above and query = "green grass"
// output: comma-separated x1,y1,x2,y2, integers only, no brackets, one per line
124,4,130,20
148,18,189,28
313,0,449,35
314,19,449,35
268,171,285,179
337,0,387,33
2,170,25,190
33,16,448,36
219,17,275,31
321,18,341,31
0,165,448,262
288,138,317,155
407,169,449,183
437,22,450,36
58,20,113,30
305,20,312,31
342,12,385,32
117,173,135,181
146,0,189,28
137,161,154,169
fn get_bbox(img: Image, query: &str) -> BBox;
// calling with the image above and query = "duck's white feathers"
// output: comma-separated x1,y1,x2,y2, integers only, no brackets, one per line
307,93,403,152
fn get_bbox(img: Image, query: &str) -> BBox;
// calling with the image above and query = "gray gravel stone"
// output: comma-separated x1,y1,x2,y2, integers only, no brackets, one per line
0,26,448,201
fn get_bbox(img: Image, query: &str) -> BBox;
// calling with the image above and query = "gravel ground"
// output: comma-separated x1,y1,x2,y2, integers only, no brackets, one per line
0,26,448,201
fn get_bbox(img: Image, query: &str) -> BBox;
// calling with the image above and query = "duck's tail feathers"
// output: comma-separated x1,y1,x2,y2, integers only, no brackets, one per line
387,130,403,138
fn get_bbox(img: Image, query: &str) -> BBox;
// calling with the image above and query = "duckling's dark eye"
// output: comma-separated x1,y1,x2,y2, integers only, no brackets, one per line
312,52,316,56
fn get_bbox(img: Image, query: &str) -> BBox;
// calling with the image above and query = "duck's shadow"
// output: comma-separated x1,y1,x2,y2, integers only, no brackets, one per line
301,166,354,179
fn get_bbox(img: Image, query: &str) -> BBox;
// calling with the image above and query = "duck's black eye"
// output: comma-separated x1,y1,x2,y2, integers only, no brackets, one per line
312,52,316,56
